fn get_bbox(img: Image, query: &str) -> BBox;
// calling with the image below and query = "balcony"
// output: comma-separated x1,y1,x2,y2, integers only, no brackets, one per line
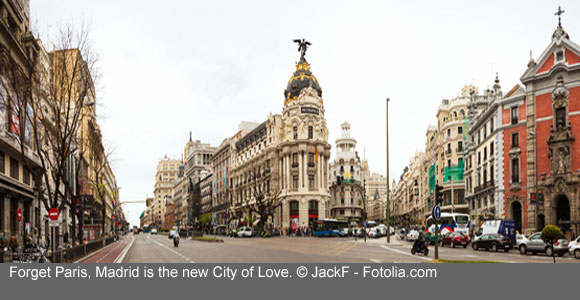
307,162,315,168
473,180,495,193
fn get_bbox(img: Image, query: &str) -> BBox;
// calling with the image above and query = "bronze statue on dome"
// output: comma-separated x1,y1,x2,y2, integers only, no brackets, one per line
293,38,311,60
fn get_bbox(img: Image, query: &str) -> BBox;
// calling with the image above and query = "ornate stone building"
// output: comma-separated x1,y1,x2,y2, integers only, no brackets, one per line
328,122,364,223
229,47,331,231
464,76,509,230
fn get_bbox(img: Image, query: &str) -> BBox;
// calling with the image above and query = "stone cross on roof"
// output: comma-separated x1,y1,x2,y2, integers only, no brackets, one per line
555,6,565,27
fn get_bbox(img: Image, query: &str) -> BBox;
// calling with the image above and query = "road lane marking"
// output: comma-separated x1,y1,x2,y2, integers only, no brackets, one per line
114,235,135,263
332,242,358,257
369,259,381,263
380,245,431,261
148,235,195,263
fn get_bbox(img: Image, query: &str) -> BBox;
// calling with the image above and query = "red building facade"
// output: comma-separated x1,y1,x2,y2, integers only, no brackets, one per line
518,23,580,235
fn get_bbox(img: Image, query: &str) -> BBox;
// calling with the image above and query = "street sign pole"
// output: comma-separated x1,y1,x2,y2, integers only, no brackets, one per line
432,205,441,260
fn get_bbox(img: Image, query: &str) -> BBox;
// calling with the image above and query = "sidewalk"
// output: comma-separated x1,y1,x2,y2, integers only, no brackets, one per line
76,234,134,263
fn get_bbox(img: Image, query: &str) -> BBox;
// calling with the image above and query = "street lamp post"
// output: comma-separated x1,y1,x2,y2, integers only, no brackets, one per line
386,98,391,243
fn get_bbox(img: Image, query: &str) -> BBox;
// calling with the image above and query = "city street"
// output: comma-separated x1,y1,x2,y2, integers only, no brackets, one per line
110,233,580,263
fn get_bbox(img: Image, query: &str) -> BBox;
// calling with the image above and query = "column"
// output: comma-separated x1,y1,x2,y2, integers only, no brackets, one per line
299,151,303,189
286,154,291,189
317,147,321,189
279,157,283,189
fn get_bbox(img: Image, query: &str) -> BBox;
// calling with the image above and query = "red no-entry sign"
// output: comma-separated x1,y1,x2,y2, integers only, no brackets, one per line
17,208,22,222
48,207,60,221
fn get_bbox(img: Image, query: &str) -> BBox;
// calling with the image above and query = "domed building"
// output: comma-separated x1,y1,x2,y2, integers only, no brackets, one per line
229,41,331,232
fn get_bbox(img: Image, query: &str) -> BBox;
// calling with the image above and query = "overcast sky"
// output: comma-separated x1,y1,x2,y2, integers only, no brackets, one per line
31,0,580,227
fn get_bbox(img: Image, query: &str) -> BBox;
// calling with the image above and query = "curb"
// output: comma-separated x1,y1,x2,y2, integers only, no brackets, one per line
192,238,224,243
114,236,134,263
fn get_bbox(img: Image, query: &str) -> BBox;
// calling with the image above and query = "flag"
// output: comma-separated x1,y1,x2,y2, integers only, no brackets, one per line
314,147,318,163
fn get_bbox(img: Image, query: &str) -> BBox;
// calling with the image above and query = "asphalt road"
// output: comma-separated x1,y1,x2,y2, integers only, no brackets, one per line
120,233,580,263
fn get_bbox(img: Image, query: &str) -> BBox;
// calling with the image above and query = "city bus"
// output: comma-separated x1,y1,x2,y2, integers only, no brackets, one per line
313,219,349,237
426,213,470,236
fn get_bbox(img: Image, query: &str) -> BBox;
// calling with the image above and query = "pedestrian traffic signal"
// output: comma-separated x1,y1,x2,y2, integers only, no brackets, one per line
435,184,443,205
537,193,544,206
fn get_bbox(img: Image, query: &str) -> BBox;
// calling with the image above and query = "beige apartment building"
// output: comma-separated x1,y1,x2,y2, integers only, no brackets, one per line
365,171,388,222
152,158,180,227
465,77,505,226
391,151,425,226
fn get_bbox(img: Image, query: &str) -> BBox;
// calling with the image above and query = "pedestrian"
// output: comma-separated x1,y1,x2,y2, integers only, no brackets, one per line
9,234,19,253
63,232,69,245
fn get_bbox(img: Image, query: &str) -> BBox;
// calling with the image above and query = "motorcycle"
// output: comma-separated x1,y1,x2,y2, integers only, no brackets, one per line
173,235,180,247
15,240,50,263
411,240,429,256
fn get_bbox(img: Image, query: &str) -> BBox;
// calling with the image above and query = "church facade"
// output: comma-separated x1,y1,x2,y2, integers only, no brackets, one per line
519,19,580,235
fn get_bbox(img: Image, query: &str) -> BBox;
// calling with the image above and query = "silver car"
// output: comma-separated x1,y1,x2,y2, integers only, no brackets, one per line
569,236,580,259
518,232,569,256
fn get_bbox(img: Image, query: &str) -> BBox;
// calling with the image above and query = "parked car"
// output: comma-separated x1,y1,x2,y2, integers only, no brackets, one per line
472,233,512,252
518,232,569,256
338,228,350,237
406,230,420,241
398,228,407,240
516,234,528,245
237,226,253,237
368,228,380,238
479,219,517,245
425,232,441,245
375,226,386,237
440,232,470,248
353,228,366,238
569,236,580,259
150,228,158,235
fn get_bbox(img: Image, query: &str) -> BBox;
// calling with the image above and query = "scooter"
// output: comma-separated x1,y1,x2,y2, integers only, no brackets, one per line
411,240,429,256
173,235,180,247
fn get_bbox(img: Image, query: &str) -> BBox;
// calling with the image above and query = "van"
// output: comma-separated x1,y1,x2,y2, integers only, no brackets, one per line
478,220,516,244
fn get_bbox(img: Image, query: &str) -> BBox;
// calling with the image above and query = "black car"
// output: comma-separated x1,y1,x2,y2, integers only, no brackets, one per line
472,233,513,252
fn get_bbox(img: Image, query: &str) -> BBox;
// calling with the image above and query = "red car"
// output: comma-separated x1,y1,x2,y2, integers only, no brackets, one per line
440,232,470,248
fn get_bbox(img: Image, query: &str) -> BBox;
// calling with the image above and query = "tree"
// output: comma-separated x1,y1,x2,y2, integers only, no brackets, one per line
6,22,101,246
541,225,563,263
242,161,282,235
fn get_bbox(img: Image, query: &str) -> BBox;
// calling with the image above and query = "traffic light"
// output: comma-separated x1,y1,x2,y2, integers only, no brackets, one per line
530,192,536,204
537,193,544,206
435,184,443,205
337,176,341,186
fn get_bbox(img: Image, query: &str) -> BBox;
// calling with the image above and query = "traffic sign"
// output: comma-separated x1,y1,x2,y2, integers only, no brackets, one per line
17,208,22,222
433,205,441,221
48,207,60,221
267,216,272,225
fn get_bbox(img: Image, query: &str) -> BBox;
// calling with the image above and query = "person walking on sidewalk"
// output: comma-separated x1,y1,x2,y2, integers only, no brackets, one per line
9,234,19,253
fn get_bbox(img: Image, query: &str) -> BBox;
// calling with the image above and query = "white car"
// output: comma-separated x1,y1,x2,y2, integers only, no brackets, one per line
150,228,158,235
516,234,528,245
237,226,253,237
406,230,419,241
570,236,580,259
368,228,380,238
